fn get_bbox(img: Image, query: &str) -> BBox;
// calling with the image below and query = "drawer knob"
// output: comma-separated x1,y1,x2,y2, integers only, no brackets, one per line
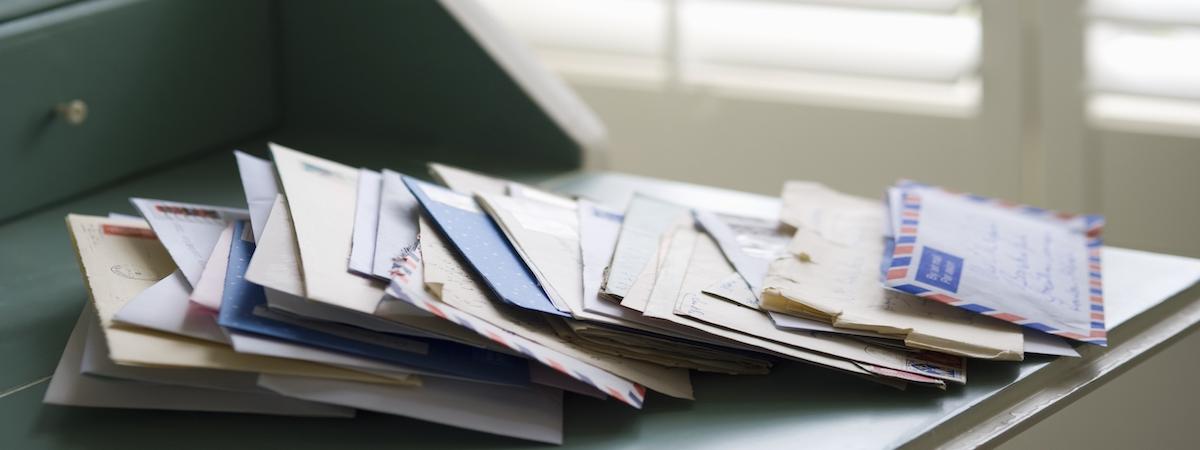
55,100,88,125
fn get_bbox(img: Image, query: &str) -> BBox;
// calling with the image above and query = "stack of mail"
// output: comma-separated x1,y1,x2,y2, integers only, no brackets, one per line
48,143,1102,444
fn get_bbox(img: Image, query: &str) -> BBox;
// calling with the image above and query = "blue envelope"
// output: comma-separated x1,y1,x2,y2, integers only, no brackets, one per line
218,221,530,385
404,177,570,317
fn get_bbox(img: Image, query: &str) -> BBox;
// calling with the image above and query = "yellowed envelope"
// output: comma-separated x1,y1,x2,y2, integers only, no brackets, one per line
419,216,695,400
761,182,1024,361
64,214,417,386
637,226,876,378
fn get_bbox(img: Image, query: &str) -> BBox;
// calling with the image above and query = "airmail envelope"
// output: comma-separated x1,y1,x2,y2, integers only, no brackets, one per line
883,182,1106,345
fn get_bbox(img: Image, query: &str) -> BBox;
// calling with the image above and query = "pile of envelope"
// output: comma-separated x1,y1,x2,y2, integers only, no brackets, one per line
48,144,1106,444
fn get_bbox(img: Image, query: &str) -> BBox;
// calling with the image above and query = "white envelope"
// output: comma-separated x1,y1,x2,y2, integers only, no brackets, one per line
269,143,384,313
428,162,511,196
188,222,235,310
693,210,790,302
349,168,382,276
259,374,564,444
371,169,421,280
112,269,229,344
44,305,354,418
130,198,249,287
603,194,691,301
234,150,280,242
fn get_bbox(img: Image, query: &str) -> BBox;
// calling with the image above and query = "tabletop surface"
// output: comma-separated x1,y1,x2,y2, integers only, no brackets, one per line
2,149,1199,450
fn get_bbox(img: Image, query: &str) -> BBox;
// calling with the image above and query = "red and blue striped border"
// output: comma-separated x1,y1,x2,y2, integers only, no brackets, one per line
402,292,646,407
885,184,1107,346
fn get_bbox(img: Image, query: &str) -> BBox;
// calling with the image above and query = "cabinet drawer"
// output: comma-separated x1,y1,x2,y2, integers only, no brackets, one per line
0,0,275,220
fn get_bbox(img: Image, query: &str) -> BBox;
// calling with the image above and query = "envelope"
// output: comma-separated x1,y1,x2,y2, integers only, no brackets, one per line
222,220,528,386
234,150,280,242
83,307,266,394
64,214,415,385
259,374,564,444
602,193,691,300
395,215,694,403
768,310,1080,357
268,143,385,313
188,222,235,309
405,176,570,317
882,182,1107,345
475,191,583,316
45,303,355,418
112,269,229,344
245,195,498,348
693,210,791,303
759,183,1026,361
130,198,248,286
428,162,512,196
639,225,948,386
349,168,382,276
371,169,421,280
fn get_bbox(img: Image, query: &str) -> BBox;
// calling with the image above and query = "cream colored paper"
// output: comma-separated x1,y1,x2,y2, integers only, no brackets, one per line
638,226,875,378
269,143,385,313
64,214,418,386
671,233,966,383
761,185,1024,361
419,216,695,400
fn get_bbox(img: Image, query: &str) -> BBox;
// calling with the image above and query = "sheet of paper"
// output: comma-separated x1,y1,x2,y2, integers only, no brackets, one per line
401,216,693,402
64,214,412,385
269,143,386,313
222,220,527,386
701,272,759,309
602,193,691,299
112,269,229,344
694,210,790,302
427,162,511,196
349,168,382,276
259,374,564,444
234,150,280,242
44,304,354,418
405,176,569,317
130,198,249,287
768,311,1080,357
778,181,880,235
883,183,1107,345
475,191,582,316
638,226,936,386
188,222,235,310
371,169,421,280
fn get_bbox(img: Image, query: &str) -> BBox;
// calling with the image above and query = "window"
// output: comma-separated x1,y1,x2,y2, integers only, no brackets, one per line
479,0,982,116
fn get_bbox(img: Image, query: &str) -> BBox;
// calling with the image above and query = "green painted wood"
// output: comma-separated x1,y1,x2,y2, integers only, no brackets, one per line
0,0,79,23
0,0,276,222
274,0,581,173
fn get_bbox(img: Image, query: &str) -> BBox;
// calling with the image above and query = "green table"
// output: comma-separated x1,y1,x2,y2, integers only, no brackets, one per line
3,147,1199,449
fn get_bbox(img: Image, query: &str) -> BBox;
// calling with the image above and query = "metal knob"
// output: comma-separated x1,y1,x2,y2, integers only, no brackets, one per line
55,99,88,125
